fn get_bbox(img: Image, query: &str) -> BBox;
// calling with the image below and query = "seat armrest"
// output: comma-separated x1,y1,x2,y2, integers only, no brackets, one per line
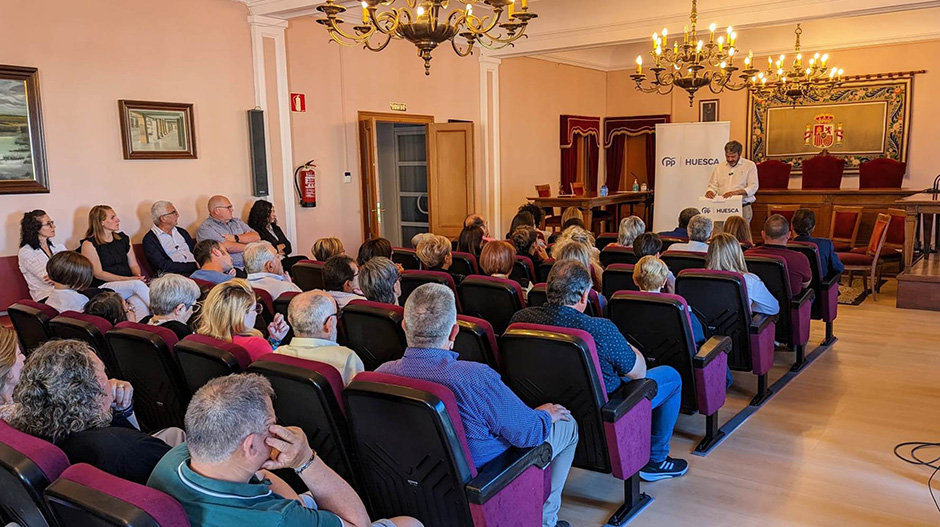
790,287,815,309
466,443,552,504
749,313,777,333
821,272,841,288
693,336,731,368
601,378,657,422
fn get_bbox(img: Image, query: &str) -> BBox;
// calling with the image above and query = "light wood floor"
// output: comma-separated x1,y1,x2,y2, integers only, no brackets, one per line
559,280,940,526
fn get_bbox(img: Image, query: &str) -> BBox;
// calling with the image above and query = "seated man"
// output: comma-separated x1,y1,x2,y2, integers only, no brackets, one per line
792,208,845,278
510,260,687,482
195,195,260,270
190,240,236,285
277,291,364,386
377,284,578,527
359,256,401,305
746,214,812,296
464,212,494,241
665,215,712,254
148,374,420,527
416,235,465,285
142,200,198,276
244,241,301,299
323,255,366,309
658,207,700,239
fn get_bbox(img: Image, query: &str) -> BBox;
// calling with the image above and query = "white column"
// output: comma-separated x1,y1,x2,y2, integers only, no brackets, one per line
479,54,502,237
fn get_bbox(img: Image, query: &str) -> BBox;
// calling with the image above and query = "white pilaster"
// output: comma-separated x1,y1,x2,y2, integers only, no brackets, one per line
479,54,502,237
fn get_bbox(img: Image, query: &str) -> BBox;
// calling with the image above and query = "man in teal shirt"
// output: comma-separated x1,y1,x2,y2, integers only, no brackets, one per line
147,374,421,527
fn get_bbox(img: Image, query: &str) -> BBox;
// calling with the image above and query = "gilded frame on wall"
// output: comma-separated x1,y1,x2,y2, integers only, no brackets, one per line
119,100,197,160
0,65,49,194
746,76,913,175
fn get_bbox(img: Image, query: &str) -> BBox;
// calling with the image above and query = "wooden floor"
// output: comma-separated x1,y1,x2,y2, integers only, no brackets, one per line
559,280,940,526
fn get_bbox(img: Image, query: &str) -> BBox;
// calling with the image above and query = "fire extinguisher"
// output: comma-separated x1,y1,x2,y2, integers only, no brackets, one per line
294,160,317,208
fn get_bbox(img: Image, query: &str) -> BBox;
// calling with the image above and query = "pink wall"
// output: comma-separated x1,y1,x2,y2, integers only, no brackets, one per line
0,0,257,256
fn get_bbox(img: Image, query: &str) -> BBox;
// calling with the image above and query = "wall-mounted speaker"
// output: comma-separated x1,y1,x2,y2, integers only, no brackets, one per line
248,109,268,197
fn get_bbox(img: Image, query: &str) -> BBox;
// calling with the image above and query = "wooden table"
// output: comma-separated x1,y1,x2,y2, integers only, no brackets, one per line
528,191,654,231
896,193,940,272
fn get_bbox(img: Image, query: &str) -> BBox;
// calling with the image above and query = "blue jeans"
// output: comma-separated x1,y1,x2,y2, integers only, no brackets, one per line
644,366,682,463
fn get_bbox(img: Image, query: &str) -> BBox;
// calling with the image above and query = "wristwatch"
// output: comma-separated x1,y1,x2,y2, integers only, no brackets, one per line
234,234,241,243
294,450,317,474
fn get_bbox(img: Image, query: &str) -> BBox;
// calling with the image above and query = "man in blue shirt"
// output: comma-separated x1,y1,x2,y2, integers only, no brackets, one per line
377,283,578,527
511,260,688,482
190,240,236,285
195,195,260,269
792,208,845,278
658,207,700,239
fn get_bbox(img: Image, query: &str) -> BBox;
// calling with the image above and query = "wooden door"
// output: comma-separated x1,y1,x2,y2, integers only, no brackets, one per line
427,123,474,239
358,117,380,241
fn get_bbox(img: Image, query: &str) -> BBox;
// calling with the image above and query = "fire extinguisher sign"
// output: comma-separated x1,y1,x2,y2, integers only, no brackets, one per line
290,93,306,113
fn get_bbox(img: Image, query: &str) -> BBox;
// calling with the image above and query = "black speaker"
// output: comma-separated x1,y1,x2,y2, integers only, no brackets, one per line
248,109,268,197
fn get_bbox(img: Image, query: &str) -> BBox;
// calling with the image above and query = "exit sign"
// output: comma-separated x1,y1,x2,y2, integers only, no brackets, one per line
390,102,407,112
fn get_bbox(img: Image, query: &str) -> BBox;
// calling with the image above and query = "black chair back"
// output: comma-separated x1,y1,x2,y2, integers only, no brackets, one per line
8,301,58,355
399,270,459,310
600,247,639,268
536,258,555,283
0,420,68,527
341,300,407,371
455,315,499,369
49,313,120,378
745,256,794,344
174,335,251,395
292,261,326,291
391,248,422,270
459,276,525,335
788,243,825,319
595,233,618,251
661,251,707,275
675,270,753,371
602,263,638,299
509,256,536,287
450,252,478,276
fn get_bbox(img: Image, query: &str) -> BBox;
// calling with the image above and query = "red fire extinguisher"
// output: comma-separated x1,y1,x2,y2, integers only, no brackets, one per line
294,160,317,208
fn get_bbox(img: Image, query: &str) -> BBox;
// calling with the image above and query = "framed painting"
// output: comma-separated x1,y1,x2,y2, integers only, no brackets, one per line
119,100,197,159
0,65,49,194
699,99,719,122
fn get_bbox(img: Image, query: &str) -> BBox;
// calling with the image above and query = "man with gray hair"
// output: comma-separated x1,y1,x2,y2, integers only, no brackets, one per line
704,139,759,224
148,374,420,527
377,283,578,527
358,256,400,305
142,200,197,276
276,291,364,385
511,260,688,483
665,214,712,254
244,241,301,299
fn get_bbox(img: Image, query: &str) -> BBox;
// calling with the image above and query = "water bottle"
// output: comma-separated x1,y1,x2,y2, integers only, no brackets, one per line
641,182,648,191
632,178,639,192
599,184,608,197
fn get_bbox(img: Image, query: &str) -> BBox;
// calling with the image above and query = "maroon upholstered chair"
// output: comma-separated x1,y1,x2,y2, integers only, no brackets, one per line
676,270,778,406
8,300,58,355
291,260,326,291
526,283,603,318
49,312,120,378
858,158,906,189
455,314,500,369
788,243,840,345
344,372,552,527
451,252,480,276
43,463,190,527
836,212,892,301
509,255,537,287
595,232,618,251
600,246,639,268
608,292,732,452
768,204,800,224
744,256,814,371
174,334,252,395
273,290,300,317
391,247,422,270
459,276,526,334
756,159,792,189
660,251,707,276
536,258,555,283
500,324,657,526
801,155,845,190
132,243,155,281
602,264,639,300
829,205,864,251
342,299,407,371
0,419,70,527
400,270,461,312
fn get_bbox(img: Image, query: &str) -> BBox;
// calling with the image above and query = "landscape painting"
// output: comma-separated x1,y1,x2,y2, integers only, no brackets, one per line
0,65,49,194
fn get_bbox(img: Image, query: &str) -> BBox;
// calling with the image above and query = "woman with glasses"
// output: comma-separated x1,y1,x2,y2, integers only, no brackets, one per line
139,274,201,340
196,279,290,361
18,209,67,301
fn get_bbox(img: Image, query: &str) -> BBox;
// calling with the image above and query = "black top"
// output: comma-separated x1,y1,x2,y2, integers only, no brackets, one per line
259,223,292,257
83,233,132,286
428,266,465,286
56,413,171,485
138,316,193,341
142,227,198,276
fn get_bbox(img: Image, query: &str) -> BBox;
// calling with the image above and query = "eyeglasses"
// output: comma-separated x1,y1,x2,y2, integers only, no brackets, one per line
41,220,55,227
161,210,180,218
216,205,234,211
250,303,264,315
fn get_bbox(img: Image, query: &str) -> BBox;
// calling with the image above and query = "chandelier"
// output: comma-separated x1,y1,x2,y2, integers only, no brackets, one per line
747,24,844,104
630,0,756,106
315,0,538,75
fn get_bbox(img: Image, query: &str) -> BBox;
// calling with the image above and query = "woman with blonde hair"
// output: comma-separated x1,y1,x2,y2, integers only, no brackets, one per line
416,234,464,285
553,238,604,292
721,215,754,248
706,233,779,315
0,327,25,419
80,205,151,316
311,237,345,262
560,207,583,225
196,279,289,361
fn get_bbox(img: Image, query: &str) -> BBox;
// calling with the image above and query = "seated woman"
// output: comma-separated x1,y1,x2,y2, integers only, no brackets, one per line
6,339,181,484
612,216,646,249
416,234,465,285
139,274,200,340
480,240,532,298
456,225,484,258
356,237,393,266
45,252,96,313
17,209,66,302
722,215,754,249
510,226,549,268
553,238,604,293
504,210,536,240
196,279,289,361
84,291,131,326
555,226,603,281
633,232,675,294
311,237,344,262
0,327,25,420
247,199,292,258
358,256,401,305
80,205,151,316
706,233,780,315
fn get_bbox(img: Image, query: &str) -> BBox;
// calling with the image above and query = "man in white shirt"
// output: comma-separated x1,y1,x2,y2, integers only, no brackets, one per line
665,215,712,254
276,291,364,385
142,201,198,276
244,241,301,300
704,140,759,224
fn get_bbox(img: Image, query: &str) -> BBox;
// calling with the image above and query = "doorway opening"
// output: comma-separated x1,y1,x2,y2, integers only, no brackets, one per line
376,122,428,247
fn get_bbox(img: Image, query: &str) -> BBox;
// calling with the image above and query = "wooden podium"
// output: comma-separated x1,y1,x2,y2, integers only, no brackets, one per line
895,193,940,311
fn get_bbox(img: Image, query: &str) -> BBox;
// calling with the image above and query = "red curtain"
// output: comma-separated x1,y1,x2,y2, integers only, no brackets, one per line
560,115,601,193
603,115,671,190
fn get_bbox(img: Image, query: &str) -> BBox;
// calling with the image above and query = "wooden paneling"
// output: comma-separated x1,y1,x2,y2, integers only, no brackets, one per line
427,122,474,239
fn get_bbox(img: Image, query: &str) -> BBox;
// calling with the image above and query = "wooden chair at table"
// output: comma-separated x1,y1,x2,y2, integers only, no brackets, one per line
768,204,800,225
835,213,891,301
829,205,864,251
535,184,562,232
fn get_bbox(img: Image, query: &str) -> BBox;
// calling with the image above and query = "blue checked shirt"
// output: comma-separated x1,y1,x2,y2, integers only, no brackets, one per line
376,347,552,468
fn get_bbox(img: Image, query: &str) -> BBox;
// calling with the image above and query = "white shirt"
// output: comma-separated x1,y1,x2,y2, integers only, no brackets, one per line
18,243,67,301
45,288,89,314
151,225,195,263
743,273,780,315
275,337,365,386
328,291,367,310
707,158,759,205
665,241,709,254
247,272,302,300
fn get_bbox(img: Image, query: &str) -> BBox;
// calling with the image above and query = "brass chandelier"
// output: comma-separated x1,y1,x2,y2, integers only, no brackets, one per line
315,0,538,75
747,24,844,105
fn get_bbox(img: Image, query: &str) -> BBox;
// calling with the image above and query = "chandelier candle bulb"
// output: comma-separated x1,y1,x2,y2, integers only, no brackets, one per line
508,2,514,19
521,0,527,8
636,56,643,74
717,36,723,51
361,2,368,23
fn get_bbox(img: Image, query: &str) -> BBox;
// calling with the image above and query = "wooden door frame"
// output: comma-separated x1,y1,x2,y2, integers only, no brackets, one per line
357,111,435,243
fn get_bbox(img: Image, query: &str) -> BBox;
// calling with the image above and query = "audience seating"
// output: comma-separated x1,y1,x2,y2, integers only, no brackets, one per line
0,419,70,527
608,292,732,451
391,248,422,270
459,276,526,335
400,270,461,312
500,324,658,526
536,258,555,283
43,463,190,527
106,322,189,431
273,290,300,317
756,159,792,189
341,300,408,371
252,287,275,338
455,314,500,369
510,255,537,287
344,372,553,527
600,246,639,268
829,205,864,251
174,334,252,395
768,205,800,224
595,233,618,251
451,252,480,276
659,236,687,251
536,184,562,231
8,300,58,355
189,277,215,297
49,312,121,378
801,154,845,190
527,283,603,318
132,243,154,281
836,212,892,301
745,256,815,371
0,256,31,313
291,260,326,291
787,243,839,345
602,264,639,299
661,251,707,276
858,158,906,189
248,354,361,492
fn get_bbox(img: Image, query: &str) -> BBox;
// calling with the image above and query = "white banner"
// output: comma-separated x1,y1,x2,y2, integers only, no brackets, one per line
697,196,743,223
653,122,731,232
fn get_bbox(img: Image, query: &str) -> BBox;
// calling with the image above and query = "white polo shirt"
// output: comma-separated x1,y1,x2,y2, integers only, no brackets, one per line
706,158,759,205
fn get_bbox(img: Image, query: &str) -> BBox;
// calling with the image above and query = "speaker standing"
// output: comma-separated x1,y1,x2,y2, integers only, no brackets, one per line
704,140,759,224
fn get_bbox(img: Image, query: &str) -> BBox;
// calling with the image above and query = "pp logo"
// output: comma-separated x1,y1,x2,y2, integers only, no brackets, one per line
661,157,677,167
701,207,711,214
